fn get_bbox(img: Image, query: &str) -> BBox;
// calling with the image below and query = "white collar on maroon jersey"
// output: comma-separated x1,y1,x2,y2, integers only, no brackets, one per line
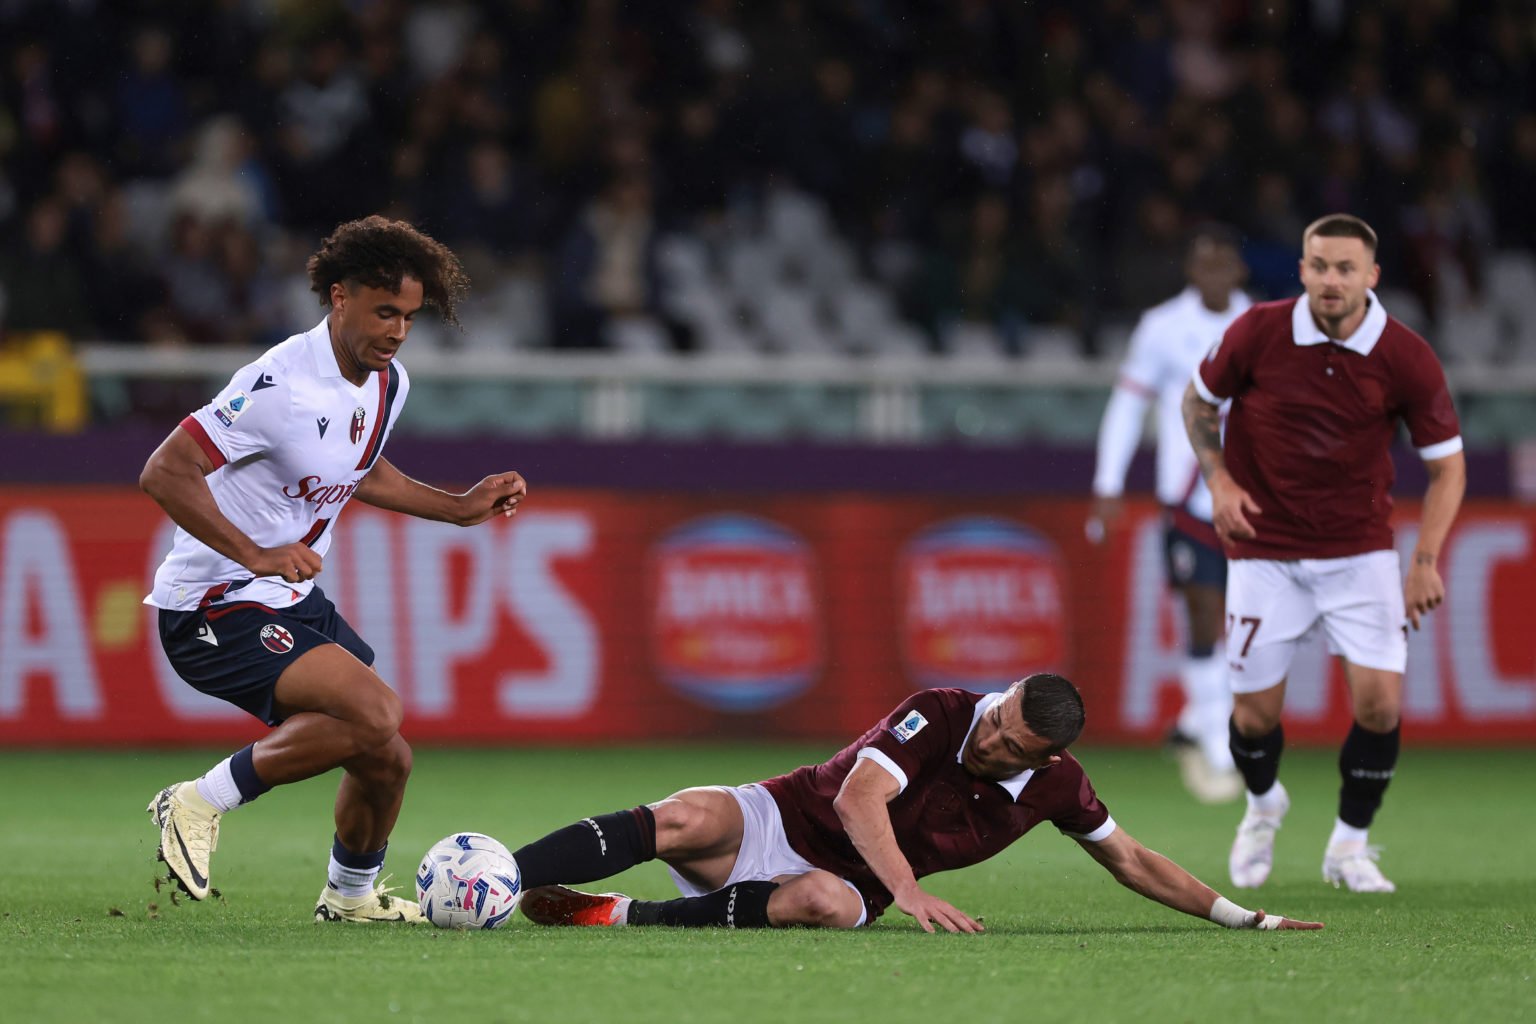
1291,289,1388,356
958,692,1037,801
307,316,346,379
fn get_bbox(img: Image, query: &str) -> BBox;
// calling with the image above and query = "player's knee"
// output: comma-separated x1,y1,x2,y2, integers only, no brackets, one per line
354,687,404,750
775,872,856,929
1353,701,1399,733
651,797,706,840
1232,701,1278,736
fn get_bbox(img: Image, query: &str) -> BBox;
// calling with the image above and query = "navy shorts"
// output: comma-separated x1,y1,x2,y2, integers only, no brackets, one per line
1163,521,1227,590
158,587,374,726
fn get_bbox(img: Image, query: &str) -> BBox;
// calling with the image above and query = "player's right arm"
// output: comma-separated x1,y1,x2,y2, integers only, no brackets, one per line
1076,827,1322,931
140,426,321,586
832,759,982,934
1183,315,1262,544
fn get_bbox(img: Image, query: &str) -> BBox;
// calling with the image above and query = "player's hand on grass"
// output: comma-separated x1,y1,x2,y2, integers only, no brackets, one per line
1247,909,1323,931
456,472,528,525
1403,556,1446,630
1209,470,1261,544
250,542,323,584
894,884,984,934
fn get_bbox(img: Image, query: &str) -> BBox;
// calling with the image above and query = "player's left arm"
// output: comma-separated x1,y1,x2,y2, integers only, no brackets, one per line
1074,827,1322,931
354,457,526,526
1405,450,1466,629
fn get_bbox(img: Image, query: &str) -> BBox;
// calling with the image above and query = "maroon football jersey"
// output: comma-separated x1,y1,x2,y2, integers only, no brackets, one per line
1195,296,1461,560
760,688,1112,919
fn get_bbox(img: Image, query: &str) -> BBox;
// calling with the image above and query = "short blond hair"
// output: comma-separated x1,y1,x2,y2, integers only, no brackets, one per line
1302,213,1378,254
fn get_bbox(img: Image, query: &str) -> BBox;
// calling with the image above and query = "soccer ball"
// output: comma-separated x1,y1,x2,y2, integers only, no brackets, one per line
415,832,522,929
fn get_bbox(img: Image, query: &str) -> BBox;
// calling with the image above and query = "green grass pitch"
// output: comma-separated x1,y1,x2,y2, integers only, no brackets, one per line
2,745,1532,1024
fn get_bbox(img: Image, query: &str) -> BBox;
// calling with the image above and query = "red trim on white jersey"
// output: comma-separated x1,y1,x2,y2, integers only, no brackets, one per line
179,415,228,470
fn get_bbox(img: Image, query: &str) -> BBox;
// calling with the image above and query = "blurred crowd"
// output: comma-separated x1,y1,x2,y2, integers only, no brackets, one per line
1,0,1534,358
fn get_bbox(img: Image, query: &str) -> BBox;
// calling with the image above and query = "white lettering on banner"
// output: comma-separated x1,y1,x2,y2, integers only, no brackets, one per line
1446,524,1536,717
405,520,497,715
663,568,810,622
499,513,598,718
145,520,245,720
910,568,1058,623
0,511,102,718
1396,527,1446,719
1119,520,1185,728
331,510,400,685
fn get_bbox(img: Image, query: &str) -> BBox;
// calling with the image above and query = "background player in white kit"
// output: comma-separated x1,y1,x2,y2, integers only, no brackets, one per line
1182,214,1465,893
140,216,527,922
1090,225,1250,803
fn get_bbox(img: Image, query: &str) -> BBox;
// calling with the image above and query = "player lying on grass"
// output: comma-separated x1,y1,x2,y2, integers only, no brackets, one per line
511,674,1323,932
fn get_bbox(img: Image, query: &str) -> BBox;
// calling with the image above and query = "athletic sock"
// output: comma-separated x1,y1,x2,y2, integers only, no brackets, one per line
194,744,270,812
1327,819,1370,851
1229,718,1284,797
1338,722,1400,829
628,881,779,928
327,836,387,898
513,806,657,890
1179,653,1234,770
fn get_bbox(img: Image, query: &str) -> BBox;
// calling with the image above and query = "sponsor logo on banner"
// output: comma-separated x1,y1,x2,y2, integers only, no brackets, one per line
899,517,1069,692
260,623,295,654
649,515,821,712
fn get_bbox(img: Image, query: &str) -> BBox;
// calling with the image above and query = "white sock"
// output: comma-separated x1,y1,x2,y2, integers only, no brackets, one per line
1179,653,1235,770
1327,819,1369,852
327,855,381,899
195,758,242,813
1248,780,1288,816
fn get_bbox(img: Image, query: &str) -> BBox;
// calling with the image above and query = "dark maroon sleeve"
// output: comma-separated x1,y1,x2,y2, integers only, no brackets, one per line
1393,332,1462,451
1195,306,1258,401
859,690,964,792
1047,756,1113,838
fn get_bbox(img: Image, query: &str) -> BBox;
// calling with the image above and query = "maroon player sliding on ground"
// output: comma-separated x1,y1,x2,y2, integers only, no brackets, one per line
509,674,1322,933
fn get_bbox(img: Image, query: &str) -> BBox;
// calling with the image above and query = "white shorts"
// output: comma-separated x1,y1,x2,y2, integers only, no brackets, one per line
1225,550,1407,694
666,783,868,928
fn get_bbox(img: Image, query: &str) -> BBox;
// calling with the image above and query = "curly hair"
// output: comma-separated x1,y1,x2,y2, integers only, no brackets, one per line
307,215,471,326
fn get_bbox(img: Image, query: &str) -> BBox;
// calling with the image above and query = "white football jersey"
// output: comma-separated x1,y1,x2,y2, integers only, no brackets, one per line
145,318,411,611
1093,287,1250,520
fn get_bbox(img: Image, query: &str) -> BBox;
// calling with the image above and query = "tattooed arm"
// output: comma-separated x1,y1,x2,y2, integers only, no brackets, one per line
1181,382,1261,544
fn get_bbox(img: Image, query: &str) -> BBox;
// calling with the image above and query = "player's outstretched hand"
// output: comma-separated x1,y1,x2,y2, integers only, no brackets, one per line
456,472,528,526
1248,909,1324,931
249,542,323,585
894,885,984,935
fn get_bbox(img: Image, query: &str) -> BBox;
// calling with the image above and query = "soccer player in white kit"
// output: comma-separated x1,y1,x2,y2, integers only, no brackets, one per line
1090,225,1250,803
1182,214,1465,893
141,216,528,922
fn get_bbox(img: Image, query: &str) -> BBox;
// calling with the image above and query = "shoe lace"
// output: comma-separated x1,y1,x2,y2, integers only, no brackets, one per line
180,800,220,856
372,873,400,909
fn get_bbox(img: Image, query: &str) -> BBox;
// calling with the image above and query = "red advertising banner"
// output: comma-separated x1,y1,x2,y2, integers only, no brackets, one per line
1,488,1533,746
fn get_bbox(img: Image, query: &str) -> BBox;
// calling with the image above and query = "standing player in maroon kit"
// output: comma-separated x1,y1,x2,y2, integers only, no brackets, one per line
505,675,1321,933
1182,214,1466,893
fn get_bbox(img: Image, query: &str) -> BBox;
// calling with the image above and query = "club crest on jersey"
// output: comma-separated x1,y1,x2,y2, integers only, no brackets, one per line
259,623,295,654
350,406,366,444
213,390,251,428
890,710,928,743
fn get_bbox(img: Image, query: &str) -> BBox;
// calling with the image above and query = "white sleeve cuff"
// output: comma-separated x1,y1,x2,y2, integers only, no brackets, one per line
855,747,908,795
1189,366,1223,405
1418,436,1463,461
1060,815,1118,842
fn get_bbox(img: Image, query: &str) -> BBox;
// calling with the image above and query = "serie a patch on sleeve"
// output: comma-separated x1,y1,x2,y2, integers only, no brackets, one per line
890,710,928,744
213,390,252,428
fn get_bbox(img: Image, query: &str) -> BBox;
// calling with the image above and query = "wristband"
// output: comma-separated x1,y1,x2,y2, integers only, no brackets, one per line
1209,896,1252,929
